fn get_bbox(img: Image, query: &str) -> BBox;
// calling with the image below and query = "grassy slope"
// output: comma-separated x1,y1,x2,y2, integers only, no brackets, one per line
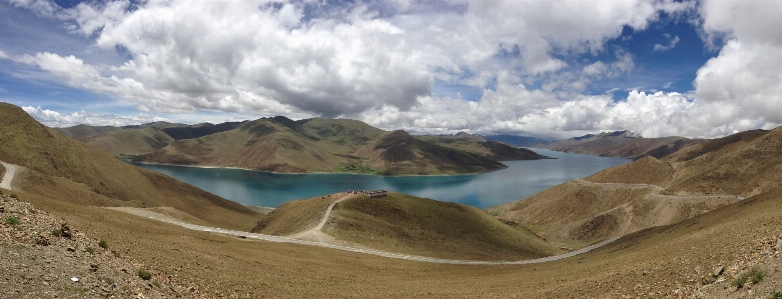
537,131,694,159
491,130,780,248
0,103,260,230
251,194,340,235
54,124,121,138
81,127,175,156
15,177,780,298
329,193,560,261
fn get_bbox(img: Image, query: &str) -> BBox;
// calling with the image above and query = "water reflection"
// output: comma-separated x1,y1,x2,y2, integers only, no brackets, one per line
133,149,628,209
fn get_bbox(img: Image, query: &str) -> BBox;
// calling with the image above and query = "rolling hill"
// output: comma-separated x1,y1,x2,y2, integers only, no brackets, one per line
0,102,260,230
490,127,782,249
135,117,549,175
252,192,560,261
535,130,698,159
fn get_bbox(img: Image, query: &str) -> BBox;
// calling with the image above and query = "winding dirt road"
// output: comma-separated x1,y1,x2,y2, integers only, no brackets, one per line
288,193,355,243
1,161,16,190
572,179,746,200
108,206,617,265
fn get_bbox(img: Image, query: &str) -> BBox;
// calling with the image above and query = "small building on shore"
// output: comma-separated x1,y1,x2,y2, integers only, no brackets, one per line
362,190,388,198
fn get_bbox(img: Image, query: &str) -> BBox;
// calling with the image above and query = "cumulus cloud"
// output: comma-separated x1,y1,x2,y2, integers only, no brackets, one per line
15,0,782,139
22,105,167,127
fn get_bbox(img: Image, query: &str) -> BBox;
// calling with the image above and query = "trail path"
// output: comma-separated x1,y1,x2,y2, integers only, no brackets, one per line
288,193,355,243
1,161,16,190
108,206,617,265
572,179,745,200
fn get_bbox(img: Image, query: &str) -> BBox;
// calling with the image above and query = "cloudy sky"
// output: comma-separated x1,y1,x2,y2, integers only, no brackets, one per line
1,0,781,139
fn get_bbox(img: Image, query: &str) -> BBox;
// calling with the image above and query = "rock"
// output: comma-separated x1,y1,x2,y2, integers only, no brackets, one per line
35,236,50,246
60,223,72,239
90,264,99,272
642,270,650,276
702,276,715,285
0,206,4,213
712,266,724,277
695,266,702,274
70,277,79,282
67,247,76,252
775,239,782,251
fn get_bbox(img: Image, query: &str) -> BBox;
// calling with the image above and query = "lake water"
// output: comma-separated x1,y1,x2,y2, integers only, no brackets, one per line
132,149,628,209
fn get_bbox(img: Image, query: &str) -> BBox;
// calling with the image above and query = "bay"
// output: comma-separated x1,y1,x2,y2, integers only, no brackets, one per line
132,149,628,209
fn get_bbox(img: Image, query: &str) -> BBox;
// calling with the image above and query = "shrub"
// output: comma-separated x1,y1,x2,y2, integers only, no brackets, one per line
137,269,152,280
85,247,95,254
5,217,20,226
51,229,62,237
99,240,108,249
733,268,765,288
10,194,17,199
771,291,782,299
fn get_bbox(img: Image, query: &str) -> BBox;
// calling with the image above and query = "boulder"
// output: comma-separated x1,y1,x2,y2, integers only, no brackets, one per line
712,266,724,277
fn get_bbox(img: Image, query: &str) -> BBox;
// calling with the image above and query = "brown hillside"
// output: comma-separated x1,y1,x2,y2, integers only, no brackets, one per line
537,130,696,159
327,193,560,261
82,127,174,156
490,128,782,248
251,194,341,236
54,124,120,138
0,103,259,230
585,156,674,185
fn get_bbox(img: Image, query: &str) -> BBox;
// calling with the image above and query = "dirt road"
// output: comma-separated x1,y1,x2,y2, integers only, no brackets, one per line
1,161,16,190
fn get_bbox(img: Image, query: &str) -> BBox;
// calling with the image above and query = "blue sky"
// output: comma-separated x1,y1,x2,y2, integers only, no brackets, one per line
2,0,782,139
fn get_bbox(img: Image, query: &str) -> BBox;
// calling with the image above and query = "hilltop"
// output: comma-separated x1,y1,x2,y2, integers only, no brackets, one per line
252,192,560,261
535,130,698,159
135,117,549,175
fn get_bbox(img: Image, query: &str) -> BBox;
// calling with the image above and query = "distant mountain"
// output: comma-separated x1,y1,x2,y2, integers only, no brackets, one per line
534,130,697,159
136,117,549,175
55,124,121,139
56,121,247,156
485,134,550,147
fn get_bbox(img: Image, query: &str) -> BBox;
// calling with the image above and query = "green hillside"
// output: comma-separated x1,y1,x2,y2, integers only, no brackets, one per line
136,117,549,175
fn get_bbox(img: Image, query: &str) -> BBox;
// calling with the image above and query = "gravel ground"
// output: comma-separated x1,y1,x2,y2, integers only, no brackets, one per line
0,193,215,299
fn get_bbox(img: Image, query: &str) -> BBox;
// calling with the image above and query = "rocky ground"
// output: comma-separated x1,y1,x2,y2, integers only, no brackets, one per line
0,193,216,298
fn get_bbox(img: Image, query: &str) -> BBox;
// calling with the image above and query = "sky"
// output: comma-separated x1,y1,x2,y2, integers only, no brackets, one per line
2,0,782,140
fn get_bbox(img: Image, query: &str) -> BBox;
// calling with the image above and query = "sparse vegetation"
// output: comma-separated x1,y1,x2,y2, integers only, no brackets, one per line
99,239,108,249
85,247,95,254
137,269,152,280
51,229,61,237
771,291,782,299
732,268,765,288
5,216,20,226
10,194,18,199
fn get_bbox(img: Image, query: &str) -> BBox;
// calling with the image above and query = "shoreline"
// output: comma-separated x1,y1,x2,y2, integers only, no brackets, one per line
128,160,513,178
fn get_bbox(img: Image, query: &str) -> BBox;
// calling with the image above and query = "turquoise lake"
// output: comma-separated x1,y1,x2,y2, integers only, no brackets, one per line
132,149,629,209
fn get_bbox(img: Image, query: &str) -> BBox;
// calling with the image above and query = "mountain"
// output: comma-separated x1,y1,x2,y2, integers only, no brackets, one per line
485,134,550,147
0,103,260,230
55,124,121,138
56,121,247,156
489,127,782,249
253,192,560,261
534,130,698,159
136,117,549,175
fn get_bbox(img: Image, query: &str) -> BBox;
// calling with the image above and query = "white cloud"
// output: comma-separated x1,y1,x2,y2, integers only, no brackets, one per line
15,0,782,140
22,105,167,127
653,35,680,51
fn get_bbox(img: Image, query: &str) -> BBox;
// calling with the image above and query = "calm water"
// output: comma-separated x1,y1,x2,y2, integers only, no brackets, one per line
132,149,628,209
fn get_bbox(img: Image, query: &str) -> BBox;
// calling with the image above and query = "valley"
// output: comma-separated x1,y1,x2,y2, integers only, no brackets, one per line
2,102,782,297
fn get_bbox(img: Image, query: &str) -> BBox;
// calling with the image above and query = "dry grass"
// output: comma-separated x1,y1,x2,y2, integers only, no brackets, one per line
252,193,345,235
329,193,560,261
